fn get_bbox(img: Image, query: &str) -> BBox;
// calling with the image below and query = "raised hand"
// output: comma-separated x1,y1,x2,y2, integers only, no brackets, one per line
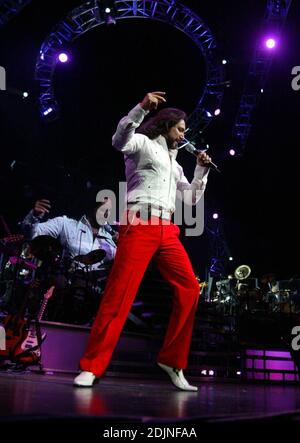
33,199,51,217
140,91,166,111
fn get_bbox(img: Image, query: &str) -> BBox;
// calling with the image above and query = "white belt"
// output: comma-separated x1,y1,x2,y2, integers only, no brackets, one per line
127,204,173,221
149,207,172,220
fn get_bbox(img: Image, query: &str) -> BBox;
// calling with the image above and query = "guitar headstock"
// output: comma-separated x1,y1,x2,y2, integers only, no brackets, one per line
199,282,208,288
195,276,208,289
44,285,55,301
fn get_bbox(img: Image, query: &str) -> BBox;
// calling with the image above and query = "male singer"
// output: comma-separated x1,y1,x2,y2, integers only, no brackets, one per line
74,92,212,390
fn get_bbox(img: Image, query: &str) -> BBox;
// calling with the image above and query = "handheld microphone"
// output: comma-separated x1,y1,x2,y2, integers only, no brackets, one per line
181,140,221,173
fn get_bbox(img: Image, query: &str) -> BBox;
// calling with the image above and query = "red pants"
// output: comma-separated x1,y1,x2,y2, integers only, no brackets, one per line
80,216,200,376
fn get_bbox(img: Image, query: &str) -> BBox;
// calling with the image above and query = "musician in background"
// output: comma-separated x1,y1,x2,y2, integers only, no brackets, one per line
20,197,118,324
20,197,118,273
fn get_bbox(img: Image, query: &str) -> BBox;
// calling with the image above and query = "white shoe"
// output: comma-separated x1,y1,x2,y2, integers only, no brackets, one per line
157,363,198,392
73,371,96,387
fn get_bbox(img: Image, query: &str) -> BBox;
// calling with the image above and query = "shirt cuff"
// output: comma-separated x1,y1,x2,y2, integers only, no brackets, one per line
26,209,44,223
127,104,149,126
194,164,210,181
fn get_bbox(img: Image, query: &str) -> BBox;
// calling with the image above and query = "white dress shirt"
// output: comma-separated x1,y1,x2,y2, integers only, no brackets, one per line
112,104,209,214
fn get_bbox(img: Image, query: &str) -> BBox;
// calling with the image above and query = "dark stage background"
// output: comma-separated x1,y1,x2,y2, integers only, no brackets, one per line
0,0,300,280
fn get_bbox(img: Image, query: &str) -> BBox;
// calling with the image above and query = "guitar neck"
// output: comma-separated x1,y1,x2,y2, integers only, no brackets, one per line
36,286,55,322
37,300,48,322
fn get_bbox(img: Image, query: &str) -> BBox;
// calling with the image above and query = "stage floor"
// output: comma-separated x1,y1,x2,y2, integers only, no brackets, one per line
1,371,300,426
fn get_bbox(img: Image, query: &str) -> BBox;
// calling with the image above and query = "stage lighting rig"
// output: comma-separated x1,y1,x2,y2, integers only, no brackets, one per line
95,0,117,25
36,0,225,131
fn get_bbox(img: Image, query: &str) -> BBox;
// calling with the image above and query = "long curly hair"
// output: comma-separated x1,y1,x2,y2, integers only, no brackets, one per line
137,107,187,139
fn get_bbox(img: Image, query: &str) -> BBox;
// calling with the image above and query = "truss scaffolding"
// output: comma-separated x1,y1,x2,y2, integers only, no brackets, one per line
35,0,225,137
232,0,292,154
0,0,32,27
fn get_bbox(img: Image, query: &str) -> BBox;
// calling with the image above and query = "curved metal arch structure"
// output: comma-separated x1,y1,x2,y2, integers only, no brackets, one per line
35,0,225,140
0,0,32,27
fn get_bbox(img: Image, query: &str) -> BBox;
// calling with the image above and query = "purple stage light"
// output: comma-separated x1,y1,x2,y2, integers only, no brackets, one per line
214,109,221,116
58,53,69,63
229,149,236,156
265,38,276,49
212,213,219,220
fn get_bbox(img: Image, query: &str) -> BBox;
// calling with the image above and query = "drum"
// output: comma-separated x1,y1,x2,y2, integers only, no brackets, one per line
44,268,106,325
213,279,238,315
236,286,264,312
290,291,300,313
277,290,296,314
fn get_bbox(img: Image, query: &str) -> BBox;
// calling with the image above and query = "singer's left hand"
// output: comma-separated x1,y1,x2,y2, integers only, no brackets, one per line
197,152,212,167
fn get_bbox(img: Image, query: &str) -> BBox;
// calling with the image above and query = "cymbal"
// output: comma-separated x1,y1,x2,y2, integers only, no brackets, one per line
30,235,62,261
234,264,251,280
74,249,106,265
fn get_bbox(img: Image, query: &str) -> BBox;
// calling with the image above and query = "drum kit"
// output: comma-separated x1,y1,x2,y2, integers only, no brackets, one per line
0,234,107,325
211,265,300,316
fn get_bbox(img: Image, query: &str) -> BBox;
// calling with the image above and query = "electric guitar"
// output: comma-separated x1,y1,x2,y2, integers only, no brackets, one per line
0,311,27,358
0,288,29,359
13,286,55,363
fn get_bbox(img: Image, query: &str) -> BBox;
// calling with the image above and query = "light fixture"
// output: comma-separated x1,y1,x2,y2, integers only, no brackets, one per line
58,52,69,63
265,37,277,49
